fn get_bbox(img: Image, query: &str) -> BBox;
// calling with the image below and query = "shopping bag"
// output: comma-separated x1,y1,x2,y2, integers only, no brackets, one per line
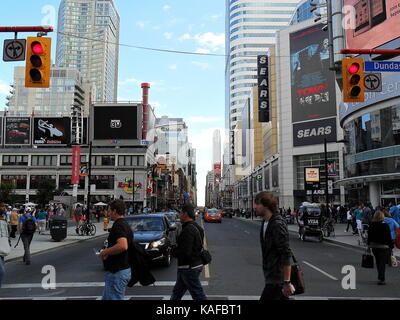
291,254,305,295
361,248,374,268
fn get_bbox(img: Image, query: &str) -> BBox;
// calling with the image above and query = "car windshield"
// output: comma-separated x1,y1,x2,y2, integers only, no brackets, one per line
129,217,165,232
165,214,176,223
208,210,219,216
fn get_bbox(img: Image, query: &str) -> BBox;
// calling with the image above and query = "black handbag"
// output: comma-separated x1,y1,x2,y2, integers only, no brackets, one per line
290,254,305,295
362,248,374,269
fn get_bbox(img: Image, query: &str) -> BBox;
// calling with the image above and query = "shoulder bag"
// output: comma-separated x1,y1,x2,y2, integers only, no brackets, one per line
191,224,212,265
290,254,305,295
0,221,11,257
361,247,374,268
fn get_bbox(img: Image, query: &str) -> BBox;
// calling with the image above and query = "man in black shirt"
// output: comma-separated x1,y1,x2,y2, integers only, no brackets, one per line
100,200,133,300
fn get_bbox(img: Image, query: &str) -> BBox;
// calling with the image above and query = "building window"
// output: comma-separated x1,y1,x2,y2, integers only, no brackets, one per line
30,175,57,189
90,175,114,190
92,156,115,166
118,156,145,166
31,156,57,167
2,155,28,166
60,155,86,166
59,175,85,189
1,175,27,189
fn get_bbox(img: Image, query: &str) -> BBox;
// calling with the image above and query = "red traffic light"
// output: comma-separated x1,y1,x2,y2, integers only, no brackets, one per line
31,42,44,55
349,63,360,74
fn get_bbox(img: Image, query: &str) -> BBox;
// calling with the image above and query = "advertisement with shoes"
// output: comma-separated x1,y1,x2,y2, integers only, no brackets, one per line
33,117,71,145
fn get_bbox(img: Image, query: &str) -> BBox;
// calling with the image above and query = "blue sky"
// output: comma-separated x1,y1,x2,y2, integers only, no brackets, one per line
0,0,227,206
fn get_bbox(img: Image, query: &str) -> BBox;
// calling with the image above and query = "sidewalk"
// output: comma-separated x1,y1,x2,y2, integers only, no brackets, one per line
233,216,400,258
5,220,111,263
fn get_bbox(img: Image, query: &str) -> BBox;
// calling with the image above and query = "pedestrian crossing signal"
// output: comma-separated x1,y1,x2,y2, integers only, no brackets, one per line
342,58,365,103
25,37,51,88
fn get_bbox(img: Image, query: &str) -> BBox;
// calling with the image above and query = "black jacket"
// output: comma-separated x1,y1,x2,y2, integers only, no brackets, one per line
128,242,156,287
172,221,203,268
367,222,393,249
260,215,292,285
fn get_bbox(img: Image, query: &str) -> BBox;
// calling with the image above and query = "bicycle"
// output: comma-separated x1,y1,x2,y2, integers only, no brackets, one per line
322,217,335,238
79,220,96,236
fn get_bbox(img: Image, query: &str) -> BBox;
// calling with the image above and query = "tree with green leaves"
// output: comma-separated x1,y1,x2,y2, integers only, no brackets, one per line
36,180,64,207
0,181,17,204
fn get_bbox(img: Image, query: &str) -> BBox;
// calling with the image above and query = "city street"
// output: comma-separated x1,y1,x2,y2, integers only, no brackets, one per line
1,216,400,300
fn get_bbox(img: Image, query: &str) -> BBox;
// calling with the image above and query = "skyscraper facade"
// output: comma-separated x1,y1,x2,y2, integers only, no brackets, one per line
56,0,120,102
225,0,301,130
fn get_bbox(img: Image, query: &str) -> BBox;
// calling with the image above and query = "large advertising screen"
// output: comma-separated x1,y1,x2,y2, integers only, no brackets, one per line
33,117,71,145
290,24,337,123
344,0,400,50
93,105,138,140
4,117,31,145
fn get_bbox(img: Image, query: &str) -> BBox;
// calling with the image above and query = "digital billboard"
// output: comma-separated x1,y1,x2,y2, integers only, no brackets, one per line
33,117,71,145
290,24,337,123
305,168,320,190
4,117,31,145
344,0,400,50
94,105,138,140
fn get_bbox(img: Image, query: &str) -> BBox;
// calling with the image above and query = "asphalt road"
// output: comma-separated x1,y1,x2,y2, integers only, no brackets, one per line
1,216,400,300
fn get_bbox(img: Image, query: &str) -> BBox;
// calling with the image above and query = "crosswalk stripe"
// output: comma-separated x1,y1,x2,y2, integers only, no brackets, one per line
1,281,209,289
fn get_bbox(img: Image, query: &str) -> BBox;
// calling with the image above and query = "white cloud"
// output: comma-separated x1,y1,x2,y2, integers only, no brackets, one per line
210,14,222,20
188,116,221,123
194,48,210,54
164,32,174,40
194,32,224,49
136,21,149,29
168,64,177,70
191,61,210,70
163,5,171,10
0,80,10,95
179,33,191,42
152,26,161,30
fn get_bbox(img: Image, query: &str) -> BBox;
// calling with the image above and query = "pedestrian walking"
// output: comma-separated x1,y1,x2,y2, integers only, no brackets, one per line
0,207,11,288
170,204,207,301
367,211,393,285
18,208,38,265
74,204,83,234
100,200,132,300
354,204,363,235
345,208,354,232
10,208,19,238
36,208,48,235
389,202,400,224
255,192,295,301
383,210,399,265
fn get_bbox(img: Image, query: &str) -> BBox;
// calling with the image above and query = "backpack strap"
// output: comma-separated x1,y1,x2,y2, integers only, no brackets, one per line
188,223,204,249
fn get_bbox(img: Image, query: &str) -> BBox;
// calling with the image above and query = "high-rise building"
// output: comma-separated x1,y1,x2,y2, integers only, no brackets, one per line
6,66,90,116
290,0,326,25
212,129,222,166
225,0,301,130
56,0,120,102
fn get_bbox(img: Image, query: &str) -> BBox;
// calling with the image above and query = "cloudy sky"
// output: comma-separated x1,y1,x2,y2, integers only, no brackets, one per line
0,0,226,206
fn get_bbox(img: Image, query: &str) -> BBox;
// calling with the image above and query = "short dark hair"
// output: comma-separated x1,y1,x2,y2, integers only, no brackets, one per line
109,200,126,216
181,204,195,219
255,192,278,214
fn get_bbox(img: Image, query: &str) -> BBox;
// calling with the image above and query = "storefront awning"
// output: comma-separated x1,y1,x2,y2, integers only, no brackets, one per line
334,173,400,186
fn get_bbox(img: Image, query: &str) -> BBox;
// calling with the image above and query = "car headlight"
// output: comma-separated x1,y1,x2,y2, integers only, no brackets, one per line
150,238,166,249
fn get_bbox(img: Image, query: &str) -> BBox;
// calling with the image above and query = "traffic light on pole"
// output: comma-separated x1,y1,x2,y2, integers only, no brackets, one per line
25,37,51,88
342,57,365,103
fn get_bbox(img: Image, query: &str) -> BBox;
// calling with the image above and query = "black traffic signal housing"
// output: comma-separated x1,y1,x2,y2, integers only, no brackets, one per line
342,58,365,103
25,37,51,88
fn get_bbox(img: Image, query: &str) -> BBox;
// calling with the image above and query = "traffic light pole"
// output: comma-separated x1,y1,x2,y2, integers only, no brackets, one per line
324,138,329,215
86,141,93,222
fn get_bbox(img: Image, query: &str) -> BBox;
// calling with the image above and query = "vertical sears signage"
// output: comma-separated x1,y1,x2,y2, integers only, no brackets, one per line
290,24,337,123
33,117,71,145
257,55,270,122
5,117,31,145
71,146,81,185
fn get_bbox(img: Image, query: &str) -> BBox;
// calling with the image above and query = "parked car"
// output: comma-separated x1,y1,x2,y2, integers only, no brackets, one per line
222,208,234,218
125,214,177,267
204,208,222,223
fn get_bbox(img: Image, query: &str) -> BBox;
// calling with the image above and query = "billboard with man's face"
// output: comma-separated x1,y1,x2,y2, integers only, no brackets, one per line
4,117,31,145
290,24,337,123
344,0,400,50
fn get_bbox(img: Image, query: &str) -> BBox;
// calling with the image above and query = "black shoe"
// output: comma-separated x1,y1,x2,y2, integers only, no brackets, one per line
76,228,79,235
377,281,386,285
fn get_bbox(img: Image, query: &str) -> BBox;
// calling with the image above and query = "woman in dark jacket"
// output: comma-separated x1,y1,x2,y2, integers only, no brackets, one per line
367,211,393,285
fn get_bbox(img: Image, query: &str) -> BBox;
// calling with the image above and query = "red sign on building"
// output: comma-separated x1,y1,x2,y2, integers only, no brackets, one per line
71,146,81,185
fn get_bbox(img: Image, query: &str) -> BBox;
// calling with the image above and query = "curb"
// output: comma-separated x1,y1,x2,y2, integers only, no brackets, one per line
5,232,108,264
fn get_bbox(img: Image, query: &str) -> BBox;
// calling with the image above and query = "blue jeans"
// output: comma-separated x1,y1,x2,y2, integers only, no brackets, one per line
102,268,131,300
171,267,207,300
0,257,4,288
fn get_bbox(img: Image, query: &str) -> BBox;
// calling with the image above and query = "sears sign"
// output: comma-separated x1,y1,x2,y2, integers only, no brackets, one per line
293,117,337,147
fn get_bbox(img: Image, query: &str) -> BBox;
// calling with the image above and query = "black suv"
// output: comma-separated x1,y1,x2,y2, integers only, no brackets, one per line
125,214,177,267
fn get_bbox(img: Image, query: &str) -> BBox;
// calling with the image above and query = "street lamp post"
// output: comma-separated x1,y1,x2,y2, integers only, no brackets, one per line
324,138,329,211
86,141,93,222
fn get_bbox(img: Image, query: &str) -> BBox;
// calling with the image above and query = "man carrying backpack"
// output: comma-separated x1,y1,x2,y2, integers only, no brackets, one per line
18,207,38,265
